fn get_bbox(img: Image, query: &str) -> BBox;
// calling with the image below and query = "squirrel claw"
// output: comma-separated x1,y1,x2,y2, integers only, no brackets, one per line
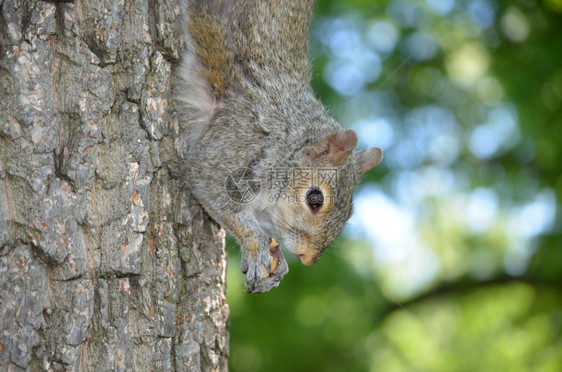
242,237,288,293
269,237,280,250
263,238,281,277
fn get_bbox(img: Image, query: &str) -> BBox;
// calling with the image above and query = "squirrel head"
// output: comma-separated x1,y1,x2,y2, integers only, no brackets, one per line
267,130,383,265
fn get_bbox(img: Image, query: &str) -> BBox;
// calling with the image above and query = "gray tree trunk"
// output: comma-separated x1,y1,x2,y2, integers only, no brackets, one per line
0,1,229,371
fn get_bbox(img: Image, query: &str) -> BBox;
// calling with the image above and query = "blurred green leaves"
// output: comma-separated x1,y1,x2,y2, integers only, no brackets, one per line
227,0,562,370
369,283,562,371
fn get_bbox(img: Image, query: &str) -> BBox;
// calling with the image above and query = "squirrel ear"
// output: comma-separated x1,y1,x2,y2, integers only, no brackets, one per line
304,130,358,165
356,147,383,174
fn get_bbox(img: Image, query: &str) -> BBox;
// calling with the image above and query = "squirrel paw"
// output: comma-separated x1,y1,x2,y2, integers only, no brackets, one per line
241,238,288,293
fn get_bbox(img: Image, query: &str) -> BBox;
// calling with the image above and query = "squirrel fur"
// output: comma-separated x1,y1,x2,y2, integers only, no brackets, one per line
175,0,383,293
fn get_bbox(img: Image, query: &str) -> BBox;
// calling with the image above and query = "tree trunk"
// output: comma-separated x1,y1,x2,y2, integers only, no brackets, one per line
0,0,229,371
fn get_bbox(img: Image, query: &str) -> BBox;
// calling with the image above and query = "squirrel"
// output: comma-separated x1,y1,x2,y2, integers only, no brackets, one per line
175,0,383,293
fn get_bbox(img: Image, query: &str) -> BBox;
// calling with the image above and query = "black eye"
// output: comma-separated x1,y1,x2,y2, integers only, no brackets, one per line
306,189,324,213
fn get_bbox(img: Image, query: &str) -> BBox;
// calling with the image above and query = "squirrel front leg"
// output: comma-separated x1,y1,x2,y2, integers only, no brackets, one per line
240,234,288,293
221,211,289,293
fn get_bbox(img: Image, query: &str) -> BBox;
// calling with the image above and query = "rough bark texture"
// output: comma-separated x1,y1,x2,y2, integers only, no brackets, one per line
0,0,229,371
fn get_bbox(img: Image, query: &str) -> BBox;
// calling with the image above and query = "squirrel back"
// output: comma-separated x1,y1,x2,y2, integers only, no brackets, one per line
175,0,316,146
175,0,383,292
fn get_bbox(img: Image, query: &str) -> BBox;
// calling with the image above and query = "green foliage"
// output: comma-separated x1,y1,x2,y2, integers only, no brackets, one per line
228,0,562,370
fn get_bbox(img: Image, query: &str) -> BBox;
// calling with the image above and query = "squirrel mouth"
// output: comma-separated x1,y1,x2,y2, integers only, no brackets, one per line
294,252,318,266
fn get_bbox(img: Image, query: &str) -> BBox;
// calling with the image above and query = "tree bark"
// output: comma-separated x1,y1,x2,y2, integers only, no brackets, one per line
0,0,229,371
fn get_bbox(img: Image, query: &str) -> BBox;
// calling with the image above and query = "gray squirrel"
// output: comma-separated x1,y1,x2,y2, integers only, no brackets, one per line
175,0,383,293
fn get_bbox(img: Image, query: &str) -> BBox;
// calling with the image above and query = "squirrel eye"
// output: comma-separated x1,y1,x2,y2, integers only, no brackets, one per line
306,188,324,213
